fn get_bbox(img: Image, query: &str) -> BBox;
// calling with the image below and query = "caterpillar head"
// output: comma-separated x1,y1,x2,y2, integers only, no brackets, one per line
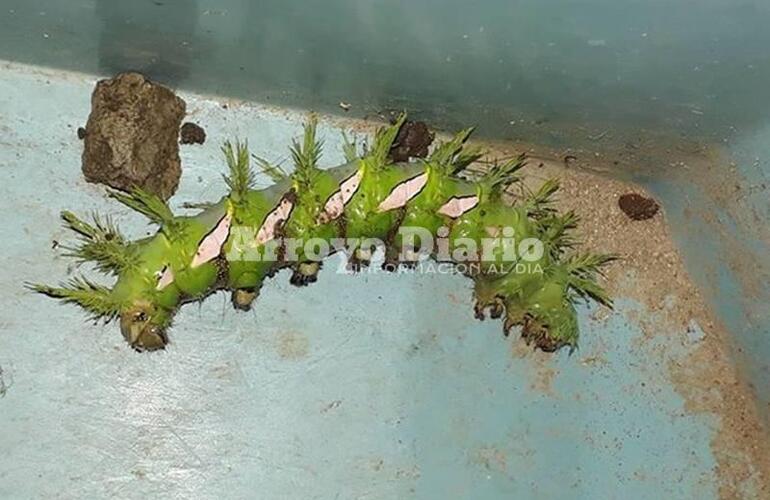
120,300,169,351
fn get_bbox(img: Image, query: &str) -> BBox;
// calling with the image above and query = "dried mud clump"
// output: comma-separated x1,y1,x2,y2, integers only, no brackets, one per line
388,120,435,162
618,193,660,220
81,72,186,200
180,122,206,145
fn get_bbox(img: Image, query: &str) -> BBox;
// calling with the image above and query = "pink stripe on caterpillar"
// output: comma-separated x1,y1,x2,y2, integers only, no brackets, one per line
437,196,479,218
377,173,429,212
256,197,294,245
319,171,362,223
156,266,175,290
191,214,232,268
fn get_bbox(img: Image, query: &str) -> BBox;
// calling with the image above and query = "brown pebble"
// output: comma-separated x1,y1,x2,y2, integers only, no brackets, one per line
180,122,206,145
389,120,434,162
618,193,660,221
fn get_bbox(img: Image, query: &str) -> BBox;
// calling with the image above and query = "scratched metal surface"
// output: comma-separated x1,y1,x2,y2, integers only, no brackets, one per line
0,65,725,499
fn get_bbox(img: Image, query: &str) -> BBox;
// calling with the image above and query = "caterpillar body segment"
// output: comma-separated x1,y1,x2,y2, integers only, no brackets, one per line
31,115,613,353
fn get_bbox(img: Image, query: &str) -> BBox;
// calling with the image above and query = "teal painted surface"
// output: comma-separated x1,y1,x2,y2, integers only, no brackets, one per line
0,65,733,499
0,2,768,417
642,171,770,420
1,0,770,140
1,1,770,415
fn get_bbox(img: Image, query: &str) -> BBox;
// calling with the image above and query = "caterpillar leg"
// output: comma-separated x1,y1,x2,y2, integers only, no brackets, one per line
232,288,259,311
381,246,400,273
472,277,506,320
381,244,420,272
502,297,578,352
501,305,525,336
119,300,171,351
346,252,370,273
289,262,321,287
521,315,562,352
474,298,505,320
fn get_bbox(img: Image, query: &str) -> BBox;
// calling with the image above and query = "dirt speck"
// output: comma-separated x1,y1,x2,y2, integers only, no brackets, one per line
276,331,310,359
618,193,660,220
131,468,147,479
473,446,508,473
82,72,186,200
0,365,10,397
389,120,434,162
76,127,87,140
180,122,206,145
320,399,342,413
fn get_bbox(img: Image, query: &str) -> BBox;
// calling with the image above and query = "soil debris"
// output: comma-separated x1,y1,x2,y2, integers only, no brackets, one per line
618,193,660,220
76,127,87,140
81,72,186,200
180,122,206,145
389,120,435,162
320,400,343,413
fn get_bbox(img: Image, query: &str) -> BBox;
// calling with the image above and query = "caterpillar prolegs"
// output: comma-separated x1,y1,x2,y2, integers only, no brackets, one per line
30,115,614,352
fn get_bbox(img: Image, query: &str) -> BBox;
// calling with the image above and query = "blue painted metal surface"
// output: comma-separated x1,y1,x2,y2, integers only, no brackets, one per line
0,65,737,499
642,171,770,422
0,1,767,422
3,0,770,140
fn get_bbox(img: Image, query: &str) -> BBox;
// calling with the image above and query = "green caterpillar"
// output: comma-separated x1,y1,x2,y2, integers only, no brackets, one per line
30,115,614,352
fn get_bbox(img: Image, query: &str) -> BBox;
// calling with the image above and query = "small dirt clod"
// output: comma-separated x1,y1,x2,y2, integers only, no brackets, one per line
618,193,660,221
81,72,186,200
389,120,435,162
180,122,206,145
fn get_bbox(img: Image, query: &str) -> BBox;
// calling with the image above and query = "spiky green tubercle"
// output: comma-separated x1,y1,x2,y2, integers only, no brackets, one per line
30,115,614,352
